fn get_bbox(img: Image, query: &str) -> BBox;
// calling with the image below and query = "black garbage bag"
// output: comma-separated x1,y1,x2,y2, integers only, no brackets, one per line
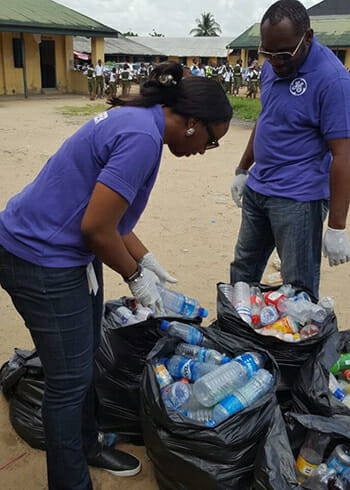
141,326,279,490
0,349,45,450
285,411,350,458
292,330,350,417
216,283,338,398
253,405,300,489
94,299,202,444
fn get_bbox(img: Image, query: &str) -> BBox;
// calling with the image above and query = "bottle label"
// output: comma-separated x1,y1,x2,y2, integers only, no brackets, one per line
188,328,203,346
328,456,349,474
197,348,208,362
181,297,196,317
154,364,172,390
296,455,318,476
177,358,194,380
234,354,258,378
220,394,245,415
267,291,282,302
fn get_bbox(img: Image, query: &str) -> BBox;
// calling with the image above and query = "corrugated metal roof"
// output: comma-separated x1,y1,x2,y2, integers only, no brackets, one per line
130,37,233,57
74,35,164,56
228,15,350,49
0,0,118,37
308,0,350,16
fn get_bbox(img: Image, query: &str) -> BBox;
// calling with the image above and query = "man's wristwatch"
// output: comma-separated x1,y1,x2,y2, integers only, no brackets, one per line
235,167,248,176
123,264,144,283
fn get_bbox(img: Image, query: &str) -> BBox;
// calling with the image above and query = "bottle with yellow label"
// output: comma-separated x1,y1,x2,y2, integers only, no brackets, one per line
295,430,331,484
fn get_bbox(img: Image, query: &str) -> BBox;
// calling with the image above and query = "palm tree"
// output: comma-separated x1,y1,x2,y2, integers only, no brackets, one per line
189,12,222,37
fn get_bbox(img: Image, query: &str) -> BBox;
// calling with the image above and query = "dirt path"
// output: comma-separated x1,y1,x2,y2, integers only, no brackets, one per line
0,95,349,489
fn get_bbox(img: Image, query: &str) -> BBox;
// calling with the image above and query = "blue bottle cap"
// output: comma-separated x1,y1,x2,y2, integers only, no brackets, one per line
334,388,346,402
198,307,208,318
160,320,170,331
221,356,232,365
158,357,168,366
206,420,216,428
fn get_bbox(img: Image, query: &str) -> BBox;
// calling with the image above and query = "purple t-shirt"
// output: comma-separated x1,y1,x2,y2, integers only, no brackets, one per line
0,105,165,266
248,39,350,201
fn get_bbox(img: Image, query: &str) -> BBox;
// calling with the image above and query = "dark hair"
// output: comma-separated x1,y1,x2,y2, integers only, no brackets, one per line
108,62,232,124
261,0,310,35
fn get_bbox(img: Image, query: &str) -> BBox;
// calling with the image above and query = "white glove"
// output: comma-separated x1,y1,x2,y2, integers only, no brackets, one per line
128,267,163,312
231,174,248,208
322,227,350,267
139,252,177,284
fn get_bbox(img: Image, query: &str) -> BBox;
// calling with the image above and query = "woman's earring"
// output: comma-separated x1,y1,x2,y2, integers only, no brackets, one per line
185,128,195,137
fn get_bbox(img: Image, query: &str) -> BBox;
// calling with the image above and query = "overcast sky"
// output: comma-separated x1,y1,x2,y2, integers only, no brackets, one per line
57,0,321,38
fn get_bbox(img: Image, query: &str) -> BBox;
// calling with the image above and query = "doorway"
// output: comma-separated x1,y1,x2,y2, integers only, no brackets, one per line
40,40,56,88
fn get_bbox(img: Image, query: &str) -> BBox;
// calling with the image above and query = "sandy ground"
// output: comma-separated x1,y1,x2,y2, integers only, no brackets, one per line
0,94,349,490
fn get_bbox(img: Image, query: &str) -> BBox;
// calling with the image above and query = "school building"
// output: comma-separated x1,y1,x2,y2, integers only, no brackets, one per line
130,37,234,67
227,0,350,69
0,0,119,96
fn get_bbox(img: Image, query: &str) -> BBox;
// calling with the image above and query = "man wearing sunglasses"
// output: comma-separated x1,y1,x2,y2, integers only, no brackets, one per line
230,0,350,297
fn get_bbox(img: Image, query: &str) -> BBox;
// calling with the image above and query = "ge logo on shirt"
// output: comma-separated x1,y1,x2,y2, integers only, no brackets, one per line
289,78,308,96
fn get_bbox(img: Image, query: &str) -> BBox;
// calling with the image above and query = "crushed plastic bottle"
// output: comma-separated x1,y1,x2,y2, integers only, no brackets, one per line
175,343,231,365
115,306,138,326
329,373,346,402
212,369,274,424
331,353,350,375
264,290,287,312
158,286,208,318
277,284,296,298
318,296,335,314
299,324,319,340
328,444,350,475
260,305,279,326
260,316,299,335
219,284,234,304
183,408,214,424
303,463,337,489
162,379,191,410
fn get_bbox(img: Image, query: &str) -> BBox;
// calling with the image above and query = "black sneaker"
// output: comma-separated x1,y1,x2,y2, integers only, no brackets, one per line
88,447,141,477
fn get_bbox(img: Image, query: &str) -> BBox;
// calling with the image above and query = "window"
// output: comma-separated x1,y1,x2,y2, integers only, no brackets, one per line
13,38,23,68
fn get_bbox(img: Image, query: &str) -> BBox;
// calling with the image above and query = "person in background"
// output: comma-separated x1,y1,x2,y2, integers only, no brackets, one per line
191,64,201,76
221,62,233,94
0,62,232,490
182,65,192,78
95,59,105,98
230,0,350,297
84,63,95,101
137,62,148,91
120,63,132,97
108,67,117,97
233,59,243,96
246,62,259,98
198,64,206,77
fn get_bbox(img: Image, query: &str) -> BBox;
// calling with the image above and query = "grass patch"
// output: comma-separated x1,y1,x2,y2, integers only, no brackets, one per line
228,95,261,122
59,103,107,117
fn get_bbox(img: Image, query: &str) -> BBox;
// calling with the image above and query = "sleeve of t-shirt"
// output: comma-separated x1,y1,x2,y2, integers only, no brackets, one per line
320,77,350,140
97,132,159,205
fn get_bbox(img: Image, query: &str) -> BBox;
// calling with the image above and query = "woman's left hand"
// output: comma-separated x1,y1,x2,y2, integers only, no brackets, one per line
139,252,177,284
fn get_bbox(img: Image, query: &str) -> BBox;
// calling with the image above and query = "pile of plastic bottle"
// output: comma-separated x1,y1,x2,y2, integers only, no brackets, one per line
110,287,208,328
154,320,275,427
296,429,350,489
328,350,350,409
220,282,335,343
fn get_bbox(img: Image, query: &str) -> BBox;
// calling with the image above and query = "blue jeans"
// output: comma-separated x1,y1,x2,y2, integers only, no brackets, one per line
230,186,328,297
0,246,103,489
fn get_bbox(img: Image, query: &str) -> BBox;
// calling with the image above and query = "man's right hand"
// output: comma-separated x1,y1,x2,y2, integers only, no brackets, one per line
231,174,248,208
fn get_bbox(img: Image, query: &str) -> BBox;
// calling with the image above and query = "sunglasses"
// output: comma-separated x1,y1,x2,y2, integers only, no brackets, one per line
258,32,306,62
204,123,219,150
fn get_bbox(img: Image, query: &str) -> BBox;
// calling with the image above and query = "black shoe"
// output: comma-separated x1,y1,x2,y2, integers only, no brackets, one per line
88,447,141,477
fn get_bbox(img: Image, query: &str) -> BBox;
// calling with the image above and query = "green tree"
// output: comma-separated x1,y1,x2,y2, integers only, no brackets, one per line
189,12,222,37
148,29,165,37
122,31,138,37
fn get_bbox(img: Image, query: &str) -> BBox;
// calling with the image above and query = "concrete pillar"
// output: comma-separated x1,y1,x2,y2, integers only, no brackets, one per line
64,35,74,92
91,37,105,65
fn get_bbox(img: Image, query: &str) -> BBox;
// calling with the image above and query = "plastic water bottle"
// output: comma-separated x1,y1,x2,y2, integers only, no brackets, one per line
212,369,274,424
160,320,211,347
328,445,350,475
264,290,288,312
250,286,264,328
175,343,231,365
158,286,208,318
232,282,252,326
303,463,337,489
296,430,331,484
318,296,335,314
331,354,350,375
154,361,173,390
329,373,346,401
165,355,214,382
233,352,267,377
260,305,279,326
135,306,153,322
115,306,138,326
183,408,214,424
277,284,296,298
219,283,234,304
162,380,191,410
193,359,256,407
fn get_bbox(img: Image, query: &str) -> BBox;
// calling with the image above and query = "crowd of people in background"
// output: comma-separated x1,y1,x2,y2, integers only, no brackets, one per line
76,57,262,100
